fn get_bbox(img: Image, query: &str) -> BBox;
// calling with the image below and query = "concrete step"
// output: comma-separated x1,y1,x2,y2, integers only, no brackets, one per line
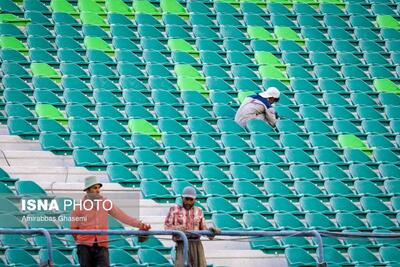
3,166,106,183
205,250,286,267
0,150,75,167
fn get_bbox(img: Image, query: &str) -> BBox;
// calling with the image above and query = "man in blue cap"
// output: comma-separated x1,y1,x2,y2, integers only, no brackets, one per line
164,186,220,267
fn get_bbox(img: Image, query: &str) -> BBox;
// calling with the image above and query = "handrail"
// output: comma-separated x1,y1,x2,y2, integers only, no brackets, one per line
3,229,400,267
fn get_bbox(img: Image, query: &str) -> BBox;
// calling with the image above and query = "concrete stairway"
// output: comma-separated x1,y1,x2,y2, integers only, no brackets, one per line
0,125,287,267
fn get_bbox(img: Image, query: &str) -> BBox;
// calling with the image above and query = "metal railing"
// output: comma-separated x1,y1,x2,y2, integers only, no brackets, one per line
1,228,400,267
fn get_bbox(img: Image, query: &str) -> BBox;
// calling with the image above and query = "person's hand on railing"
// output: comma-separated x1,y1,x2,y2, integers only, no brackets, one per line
138,222,151,242
139,222,151,231
208,227,221,240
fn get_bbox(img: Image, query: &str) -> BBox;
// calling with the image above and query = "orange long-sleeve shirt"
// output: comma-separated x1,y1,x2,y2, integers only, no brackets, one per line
70,195,141,247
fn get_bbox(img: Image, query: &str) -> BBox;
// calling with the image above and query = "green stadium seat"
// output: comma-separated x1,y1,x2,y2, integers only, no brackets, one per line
304,120,333,134
188,119,217,134
281,134,309,149
321,247,351,266
134,149,165,165
203,181,235,199
131,134,161,150
50,0,78,14
285,247,316,266
106,165,140,186
40,132,71,154
380,164,400,179
338,134,370,151
199,165,231,183
233,180,265,198
133,235,171,253
377,15,400,30
239,197,270,215
138,249,172,267
15,180,47,197
330,196,362,214
265,181,295,198
212,213,244,230
275,213,306,230
207,197,241,217
374,148,400,164
349,247,384,266
161,134,190,150
138,165,169,183
289,164,321,182
8,117,38,138
300,197,332,214
361,197,392,215
325,180,356,198
167,149,196,165
105,0,132,15
133,0,161,15
101,133,131,150
270,196,301,214
110,249,145,266
306,213,339,231
259,65,287,80
354,180,385,197
367,213,399,230
84,37,113,53
5,248,38,266
286,148,315,164
367,135,396,149
344,149,373,164
196,149,225,165
243,212,275,231
221,134,250,149
333,120,361,135
380,246,400,265
140,181,174,203
349,164,380,180
169,165,201,184
78,0,105,14
276,120,304,134
73,149,105,169
336,212,369,230
247,26,275,41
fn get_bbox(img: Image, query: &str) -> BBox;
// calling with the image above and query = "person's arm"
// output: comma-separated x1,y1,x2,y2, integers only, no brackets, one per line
264,108,277,128
109,203,149,230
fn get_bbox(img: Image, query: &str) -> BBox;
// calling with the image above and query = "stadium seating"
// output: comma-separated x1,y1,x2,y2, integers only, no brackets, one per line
1,0,400,265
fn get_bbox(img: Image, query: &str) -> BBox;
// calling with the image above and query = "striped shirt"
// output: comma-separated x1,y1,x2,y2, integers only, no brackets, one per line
164,205,207,236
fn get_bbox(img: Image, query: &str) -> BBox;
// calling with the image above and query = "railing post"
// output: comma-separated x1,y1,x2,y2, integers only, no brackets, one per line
310,230,326,267
0,228,53,267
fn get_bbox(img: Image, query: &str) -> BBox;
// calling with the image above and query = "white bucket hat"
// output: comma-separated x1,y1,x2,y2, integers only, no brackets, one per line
83,176,103,191
259,87,280,99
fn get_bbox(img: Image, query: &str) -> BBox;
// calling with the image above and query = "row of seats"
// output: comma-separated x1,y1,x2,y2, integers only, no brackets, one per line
106,162,400,183
139,179,400,201
71,146,400,168
2,0,399,16
3,76,398,96
3,45,400,69
286,246,400,267
37,132,400,151
2,247,173,266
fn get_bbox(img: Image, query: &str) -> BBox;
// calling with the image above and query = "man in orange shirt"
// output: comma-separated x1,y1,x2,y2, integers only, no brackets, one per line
71,176,151,267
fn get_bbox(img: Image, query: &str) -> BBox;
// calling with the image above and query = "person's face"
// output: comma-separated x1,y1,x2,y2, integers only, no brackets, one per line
268,97,278,104
86,184,101,198
182,196,195,210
